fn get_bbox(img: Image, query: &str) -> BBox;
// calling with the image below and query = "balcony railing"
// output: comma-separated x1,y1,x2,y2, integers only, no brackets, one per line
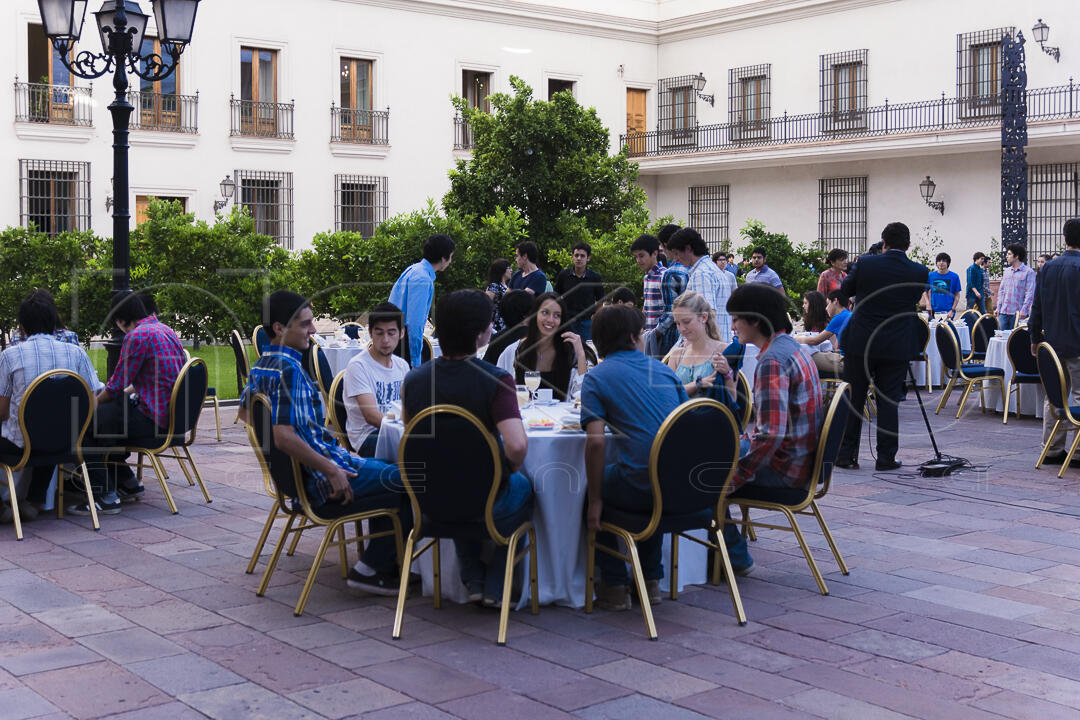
229,95,294,139
14,80,93,126
128,90,198,133
622,81,1080,158
453,113,474,150
330,105,389,144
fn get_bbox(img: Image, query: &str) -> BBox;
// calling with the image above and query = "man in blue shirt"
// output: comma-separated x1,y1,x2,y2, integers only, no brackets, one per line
508,241,547,296
965,252,989,313
922,252,962,319
389,234,455,367
744,247,785,293
239,290,411,595
796,289,852,377
581,304,689,610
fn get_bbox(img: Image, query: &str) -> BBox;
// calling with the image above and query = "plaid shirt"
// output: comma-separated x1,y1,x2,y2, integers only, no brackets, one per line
686,255,735,342
655,262,688,336
643,264,666,331
734,334,823,491
9,328,80,346
996,262,1036,316
816,269,847,296
242,345,364,507
105,315,184,428
0,334,103,446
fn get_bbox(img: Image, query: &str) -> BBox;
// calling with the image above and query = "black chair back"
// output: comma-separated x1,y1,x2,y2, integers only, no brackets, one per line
342,324,362,340
304,345,333,398
914,316,930,356
1007,328,1037,375
248,393,298,499
229,330,250,395
971,315,997,355
935,324,961,372
171,359,209,439
960,309,982,328
399,405,501,532
814,384,852,498
253,325,270,357
735,371,753,429
20,371,93,461
1037,344,1072,413
327,371,352,452
651,399,739,517
421,336,434,364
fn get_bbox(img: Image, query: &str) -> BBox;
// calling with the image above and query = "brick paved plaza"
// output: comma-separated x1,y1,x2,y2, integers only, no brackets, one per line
2,399,1080,720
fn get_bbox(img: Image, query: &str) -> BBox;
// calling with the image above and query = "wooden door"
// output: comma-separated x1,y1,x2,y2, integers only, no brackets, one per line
626,88,647,155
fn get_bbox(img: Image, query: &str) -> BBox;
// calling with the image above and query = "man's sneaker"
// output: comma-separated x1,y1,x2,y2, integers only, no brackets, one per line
67,499,122,516
466,582,484,604
116,484,145,503
482,593,502,609
733,560,755,577
345,568,400,596
594,582,631,611
645,579,663,605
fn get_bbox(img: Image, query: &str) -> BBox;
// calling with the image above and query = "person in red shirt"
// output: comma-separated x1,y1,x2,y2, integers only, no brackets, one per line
75,292,185,515
817,248,849,295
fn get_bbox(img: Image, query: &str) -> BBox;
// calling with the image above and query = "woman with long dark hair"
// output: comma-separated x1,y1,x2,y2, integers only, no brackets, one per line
485,258,512,334
497,292,589,401
801,291,829,333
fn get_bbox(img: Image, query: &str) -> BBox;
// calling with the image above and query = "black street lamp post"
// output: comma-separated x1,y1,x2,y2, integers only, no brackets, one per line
36,0,199,370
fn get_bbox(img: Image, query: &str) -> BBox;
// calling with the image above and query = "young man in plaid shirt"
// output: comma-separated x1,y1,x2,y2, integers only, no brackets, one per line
721,284,824,571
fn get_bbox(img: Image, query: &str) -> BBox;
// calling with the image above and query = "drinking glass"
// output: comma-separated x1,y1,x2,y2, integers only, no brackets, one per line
516,384,530,410
524,371,541,407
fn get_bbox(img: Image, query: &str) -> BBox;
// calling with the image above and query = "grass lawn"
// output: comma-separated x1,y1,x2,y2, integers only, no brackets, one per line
88,345,244,400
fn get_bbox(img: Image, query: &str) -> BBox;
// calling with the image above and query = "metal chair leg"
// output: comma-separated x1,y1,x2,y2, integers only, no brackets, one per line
618,528,657,640
669,532,679,601
79,462,99,531
246,499,281,574
171,447,194,485
810,500,848,575
257,514,296,596
182,447,212,503
1058,431,1080,480
212,396,221,442
287,516,308,555
392,531,418,640
337,524,349,579
711,524,747,626
497,527,526,646
5,467,23,541
741,505,757,541
1037,421,1062,468
148,453,178,514
295,524,337,616
432,538,442,610
954,381,975,419
784,508,828,596
936,376,956,414
528,527,539,615
584,529,596,613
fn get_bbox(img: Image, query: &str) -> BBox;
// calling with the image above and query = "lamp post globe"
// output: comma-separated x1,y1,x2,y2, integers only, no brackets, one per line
919,175,936,201
36,0,89,42
1032,19,1049,45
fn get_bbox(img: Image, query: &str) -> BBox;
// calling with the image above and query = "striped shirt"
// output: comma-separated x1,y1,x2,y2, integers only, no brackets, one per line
241,345,366,507
734,333,823,491
655,261,689,337
686,255,735,342
0,334,103,446
105,315,184,428
642,264,666,331
996,262,1037,316
9,328,80,347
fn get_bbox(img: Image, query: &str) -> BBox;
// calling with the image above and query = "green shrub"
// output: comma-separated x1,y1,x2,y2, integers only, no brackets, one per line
736,219,826,318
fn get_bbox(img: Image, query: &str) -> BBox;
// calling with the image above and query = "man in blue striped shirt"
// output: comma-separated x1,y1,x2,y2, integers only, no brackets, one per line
240,291,411,595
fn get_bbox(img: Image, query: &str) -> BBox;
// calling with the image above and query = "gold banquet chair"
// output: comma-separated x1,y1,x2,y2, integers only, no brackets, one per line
246,393,404,615
393,405,538,646
1035,343,1080,479
586,398,748,638
1,371,98,540
934,323,1006,419
128,358,213,514
722,383,853,596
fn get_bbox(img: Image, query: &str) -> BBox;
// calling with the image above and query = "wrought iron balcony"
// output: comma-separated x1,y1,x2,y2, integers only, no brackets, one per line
127,90,198,133
453,113,474,150
622,81,1080,158
14,80,93,126
229,95,294,139
330,105,389,144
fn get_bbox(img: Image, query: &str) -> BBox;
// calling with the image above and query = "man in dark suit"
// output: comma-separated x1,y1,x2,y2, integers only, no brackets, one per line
836,222,929,471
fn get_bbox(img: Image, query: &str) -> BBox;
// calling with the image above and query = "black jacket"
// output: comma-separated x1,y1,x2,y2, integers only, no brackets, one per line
840,249,929,360
1029,249,1080,358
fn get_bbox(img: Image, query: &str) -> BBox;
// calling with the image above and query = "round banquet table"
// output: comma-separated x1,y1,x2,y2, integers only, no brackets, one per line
374,402,711,608
323,339,441,377
985,332,1044,418
910,321,971,388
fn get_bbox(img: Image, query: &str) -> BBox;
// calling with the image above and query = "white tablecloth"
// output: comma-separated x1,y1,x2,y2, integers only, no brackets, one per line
910,322,971,388
323,340,441,377
375,403,710,607
737,340,829,391
985,333,1044,418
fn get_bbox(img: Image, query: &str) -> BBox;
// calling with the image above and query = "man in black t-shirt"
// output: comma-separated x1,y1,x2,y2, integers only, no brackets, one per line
555,242,604,341
402,290,534,607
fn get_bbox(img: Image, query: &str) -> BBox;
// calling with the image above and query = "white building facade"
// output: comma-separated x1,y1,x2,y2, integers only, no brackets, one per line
4,0,1078,272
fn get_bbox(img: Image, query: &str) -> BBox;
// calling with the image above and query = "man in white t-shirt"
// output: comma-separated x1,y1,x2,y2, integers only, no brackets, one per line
344,303,411,456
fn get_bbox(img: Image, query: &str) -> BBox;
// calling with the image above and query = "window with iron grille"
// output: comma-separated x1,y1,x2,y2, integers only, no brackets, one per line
728,64,770,142
688,185,729,252
19,159,91,236
957,27,1014,118
820,50,867,132
235,169,293,248
818,177,867,256
1028,163,1079,256
657,75,698,146
335,174,388,236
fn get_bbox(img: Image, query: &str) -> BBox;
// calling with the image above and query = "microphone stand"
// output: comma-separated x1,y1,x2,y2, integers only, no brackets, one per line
907,364,967,476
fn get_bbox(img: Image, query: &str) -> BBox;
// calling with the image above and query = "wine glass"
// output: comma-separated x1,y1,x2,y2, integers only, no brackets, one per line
524,371,541,407
516,384,530,410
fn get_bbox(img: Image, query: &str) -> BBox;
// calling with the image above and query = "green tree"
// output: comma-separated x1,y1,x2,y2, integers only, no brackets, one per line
444,76,647,268
736,219,826,318
0,226,107,345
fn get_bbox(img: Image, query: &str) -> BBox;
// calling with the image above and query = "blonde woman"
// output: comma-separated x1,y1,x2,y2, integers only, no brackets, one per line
667,291,736,398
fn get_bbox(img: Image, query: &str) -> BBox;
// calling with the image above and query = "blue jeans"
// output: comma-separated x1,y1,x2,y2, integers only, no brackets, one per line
998,313,1016,331
966,297,986,314
357,433,379,458
455,472,534,597
325,457,411,576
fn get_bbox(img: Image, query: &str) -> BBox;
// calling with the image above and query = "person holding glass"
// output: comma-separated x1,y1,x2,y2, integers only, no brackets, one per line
497,293,589,402
665,291,734,399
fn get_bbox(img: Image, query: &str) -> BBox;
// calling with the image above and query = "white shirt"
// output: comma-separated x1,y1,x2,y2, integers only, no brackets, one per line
0,334,104,447
686,255,735,343
343,349,410,449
